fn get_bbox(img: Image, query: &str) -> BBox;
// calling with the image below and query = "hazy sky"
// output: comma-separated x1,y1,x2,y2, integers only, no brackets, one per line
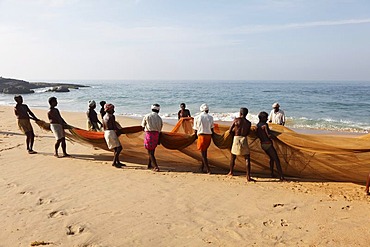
1,0,370,81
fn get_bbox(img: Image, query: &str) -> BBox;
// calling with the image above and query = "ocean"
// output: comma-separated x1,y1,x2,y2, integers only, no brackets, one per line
1,80,369,133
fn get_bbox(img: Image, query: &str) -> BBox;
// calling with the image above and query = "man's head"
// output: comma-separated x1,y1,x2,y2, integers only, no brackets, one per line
88,100,96,109
200,103,209,113
272,102,280,112
14,95,23,104
48,97,57,107
151,104,160,113
258,111,268,122
100,101,106,107
104,103,115,114
180,103,186,109
240,107,248,117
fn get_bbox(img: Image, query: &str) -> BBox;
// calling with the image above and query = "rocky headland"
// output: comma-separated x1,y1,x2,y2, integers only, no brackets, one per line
0,77,88,94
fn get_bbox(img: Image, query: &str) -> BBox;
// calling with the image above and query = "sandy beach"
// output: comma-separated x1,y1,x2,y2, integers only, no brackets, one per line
1,105,369,247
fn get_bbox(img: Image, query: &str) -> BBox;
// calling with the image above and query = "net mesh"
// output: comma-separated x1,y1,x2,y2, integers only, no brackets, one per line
36,118,370,183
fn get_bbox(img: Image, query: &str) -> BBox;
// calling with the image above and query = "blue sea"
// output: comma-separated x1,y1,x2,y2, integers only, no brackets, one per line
1,80,370,133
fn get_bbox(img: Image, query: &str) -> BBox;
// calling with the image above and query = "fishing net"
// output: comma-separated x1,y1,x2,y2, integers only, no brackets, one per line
36,118,370,183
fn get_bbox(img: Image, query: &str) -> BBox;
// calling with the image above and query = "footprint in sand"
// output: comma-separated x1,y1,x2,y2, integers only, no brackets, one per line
6,182,18,188
66,225,85,235
341,205,351,210
273,203,284,208
48,210,67,218
37,198,53,206
280,219,289,227
263,219,274,227
19,191,33,195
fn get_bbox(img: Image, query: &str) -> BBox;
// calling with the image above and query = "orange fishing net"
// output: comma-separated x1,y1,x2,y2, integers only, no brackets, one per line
36,118,370,183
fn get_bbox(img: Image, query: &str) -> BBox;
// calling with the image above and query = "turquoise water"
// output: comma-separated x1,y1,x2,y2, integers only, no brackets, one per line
1,80,369,133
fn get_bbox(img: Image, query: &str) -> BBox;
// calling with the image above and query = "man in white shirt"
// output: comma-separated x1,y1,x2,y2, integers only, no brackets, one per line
193,103,214,174
142,104,163,172
268,102,286,126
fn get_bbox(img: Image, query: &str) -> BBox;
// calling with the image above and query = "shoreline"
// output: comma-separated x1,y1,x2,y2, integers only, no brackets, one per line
2,104,365,136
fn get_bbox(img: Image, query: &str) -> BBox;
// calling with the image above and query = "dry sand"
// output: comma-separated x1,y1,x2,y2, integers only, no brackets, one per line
0,105,369,247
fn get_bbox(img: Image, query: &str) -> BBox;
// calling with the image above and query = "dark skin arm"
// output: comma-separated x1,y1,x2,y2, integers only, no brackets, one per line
26,106,39,121
262,125,272,140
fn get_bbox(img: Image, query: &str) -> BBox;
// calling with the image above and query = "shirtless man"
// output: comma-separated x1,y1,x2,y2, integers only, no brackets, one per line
178,103,191,119
228,108,254,181
99,101,106,120
102,103,124,168
48,97,70,158
87,100,102,131
14,95,39,154
365,173,370,195
256,111,285,181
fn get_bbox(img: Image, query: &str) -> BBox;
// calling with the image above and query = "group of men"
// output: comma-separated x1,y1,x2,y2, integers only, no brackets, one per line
14,96,287,179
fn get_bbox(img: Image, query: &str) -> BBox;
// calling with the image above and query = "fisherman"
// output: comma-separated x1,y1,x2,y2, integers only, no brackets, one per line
228,107,254,181
99,100,106,120
268,102,286,126
87,100,102,131
141,104,163,172
14,95,39,154
193,103,214,174
256,111,285,181
102,103,124,168
178,103,191,119
48,97,70,158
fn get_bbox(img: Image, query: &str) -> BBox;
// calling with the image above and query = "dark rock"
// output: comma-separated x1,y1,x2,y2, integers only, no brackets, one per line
48,86,70,92
2,86,34,94
0,77,88,94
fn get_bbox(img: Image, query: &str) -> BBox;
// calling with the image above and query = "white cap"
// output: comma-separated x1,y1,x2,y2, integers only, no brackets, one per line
151,104,160,111
200,103,209,112
88,100,96,108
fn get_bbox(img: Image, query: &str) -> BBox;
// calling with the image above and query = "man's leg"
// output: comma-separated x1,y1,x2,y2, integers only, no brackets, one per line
29,131,35,151
61,137,70,157
228,154,236,176
365,173,370,194
245,154,254,182
201,150,211,174
54,138,62,157
265,146,284,180
115,145,124,166
25,131,32,151
149,149,159,171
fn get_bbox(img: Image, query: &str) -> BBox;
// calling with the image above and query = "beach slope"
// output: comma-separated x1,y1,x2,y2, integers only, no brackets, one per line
0,106,369,246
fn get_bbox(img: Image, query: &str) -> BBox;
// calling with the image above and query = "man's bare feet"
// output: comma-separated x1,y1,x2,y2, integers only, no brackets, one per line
28,150,37,154
246,177,256,182
147,164,153,169
227,172,233,176
112,163,122,168
54,153,59,158
152,167,160,172
61,153,71,158
116,162,126,167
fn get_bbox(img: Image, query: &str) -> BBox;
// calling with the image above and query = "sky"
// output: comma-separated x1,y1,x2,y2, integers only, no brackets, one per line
1,0,370,81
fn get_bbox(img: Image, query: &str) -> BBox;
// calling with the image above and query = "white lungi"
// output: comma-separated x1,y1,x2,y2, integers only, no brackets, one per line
104,130,121,149
50,123,65,140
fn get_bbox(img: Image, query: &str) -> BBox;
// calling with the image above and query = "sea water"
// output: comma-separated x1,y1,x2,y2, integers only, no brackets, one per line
1,80,369,133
